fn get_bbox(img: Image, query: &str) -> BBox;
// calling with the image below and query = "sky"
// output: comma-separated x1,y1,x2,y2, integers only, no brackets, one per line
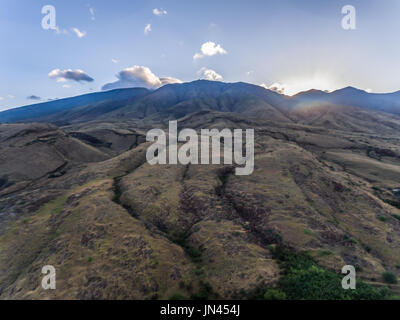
1,0,400,111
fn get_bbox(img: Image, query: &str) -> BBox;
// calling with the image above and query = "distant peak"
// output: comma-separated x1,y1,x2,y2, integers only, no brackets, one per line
332,86,366,94
292,89,328,97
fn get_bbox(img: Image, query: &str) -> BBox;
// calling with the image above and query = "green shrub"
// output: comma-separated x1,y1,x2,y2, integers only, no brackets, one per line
233,248,391,300
195,268,204,276
317,250,333,257
185,245,202,262
303,229,314,236
273,248,386,300
382,271,398,284
392,214,400,221
191,281,216,300
383,199,400,209
263,288,286,300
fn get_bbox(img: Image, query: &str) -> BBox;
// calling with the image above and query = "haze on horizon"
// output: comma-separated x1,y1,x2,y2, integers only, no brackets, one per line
1,0,400,111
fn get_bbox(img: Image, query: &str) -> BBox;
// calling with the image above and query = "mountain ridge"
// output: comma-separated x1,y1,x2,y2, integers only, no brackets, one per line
1,80,400,136
0,87,150,123
2,80,400,126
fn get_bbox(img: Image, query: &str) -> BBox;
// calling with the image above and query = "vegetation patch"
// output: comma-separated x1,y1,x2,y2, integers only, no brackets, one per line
382,271,398,284
274,248,390,300
235,247,390,300
382,198,400,209
392,214,400,221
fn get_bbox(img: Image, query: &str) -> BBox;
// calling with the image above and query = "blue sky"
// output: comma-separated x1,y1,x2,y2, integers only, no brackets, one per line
1,0,400,110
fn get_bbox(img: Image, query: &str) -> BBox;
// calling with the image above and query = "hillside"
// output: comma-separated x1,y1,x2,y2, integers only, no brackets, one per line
1,81,400,299
292,87,400,115
0,88,150,124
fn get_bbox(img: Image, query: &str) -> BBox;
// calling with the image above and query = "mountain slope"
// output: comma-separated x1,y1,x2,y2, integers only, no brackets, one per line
288,103,400,134
293,87,400,115
0,123,109,196
0,88,150,123
1,81,400,126
98,80,292,122
1,111,400,299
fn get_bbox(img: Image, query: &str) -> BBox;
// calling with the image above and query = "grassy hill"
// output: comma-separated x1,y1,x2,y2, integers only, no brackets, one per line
1,81,400,299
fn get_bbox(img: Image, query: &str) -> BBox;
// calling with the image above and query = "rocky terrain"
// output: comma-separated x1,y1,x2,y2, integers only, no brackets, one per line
1,81,400,299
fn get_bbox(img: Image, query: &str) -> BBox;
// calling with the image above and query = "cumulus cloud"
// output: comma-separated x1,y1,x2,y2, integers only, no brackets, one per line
261,82,286,95
193,41,227,60
102,65,182,90
48,69,94,83
27,95,41,101
72,27,86,38
153,8,167,16
144,24,152,35
197,68,223,81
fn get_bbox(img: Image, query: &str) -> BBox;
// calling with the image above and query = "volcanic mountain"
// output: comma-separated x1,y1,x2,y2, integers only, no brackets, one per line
1,80,400,299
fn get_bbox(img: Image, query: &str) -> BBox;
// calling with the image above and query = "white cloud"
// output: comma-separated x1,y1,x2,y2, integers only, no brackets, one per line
0,97,4,101
72,27,86,38
102,65,182,90
160,77,183,86
260,82,286,95
49,69,94,82
111,58,118,64
193,41,227,60
144,24,152,35
153,8,167,16
197,68,223,81
62,84,71,88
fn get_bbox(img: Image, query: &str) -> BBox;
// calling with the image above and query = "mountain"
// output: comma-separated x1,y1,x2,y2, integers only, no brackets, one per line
1,80,400,299
99,80,293,122
1,81,400,126
293,86,400,114
0,88,150,124
0,81,292,124
291,88,330,101
55,80,400,135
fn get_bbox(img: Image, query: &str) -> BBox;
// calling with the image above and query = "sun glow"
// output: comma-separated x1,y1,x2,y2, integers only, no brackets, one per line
262,75,342,96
